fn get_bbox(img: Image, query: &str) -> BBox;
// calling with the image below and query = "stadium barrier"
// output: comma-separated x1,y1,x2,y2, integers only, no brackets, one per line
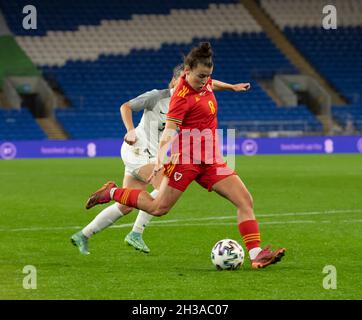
0,135,362,160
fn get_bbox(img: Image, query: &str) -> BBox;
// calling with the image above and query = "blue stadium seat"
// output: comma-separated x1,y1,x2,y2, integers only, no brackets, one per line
0,109,46,140
0,1,327,139
284,26,362,128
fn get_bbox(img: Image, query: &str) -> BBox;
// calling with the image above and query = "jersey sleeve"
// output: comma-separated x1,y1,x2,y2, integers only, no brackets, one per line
166,95,189,126
128,89,171,111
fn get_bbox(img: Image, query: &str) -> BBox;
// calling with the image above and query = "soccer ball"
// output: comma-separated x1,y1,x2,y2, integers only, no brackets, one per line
211,239,245,270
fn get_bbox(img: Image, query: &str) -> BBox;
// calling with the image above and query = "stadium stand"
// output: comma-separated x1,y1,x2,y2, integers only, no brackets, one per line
0,108,46,140
1,0,342,140
261,0,362,131
0,0,238,36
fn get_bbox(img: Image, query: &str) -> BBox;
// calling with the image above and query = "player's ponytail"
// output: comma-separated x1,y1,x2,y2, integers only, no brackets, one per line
184,42,213,70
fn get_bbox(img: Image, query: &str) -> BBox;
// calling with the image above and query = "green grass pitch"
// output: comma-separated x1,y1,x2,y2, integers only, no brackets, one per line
0,155,361,299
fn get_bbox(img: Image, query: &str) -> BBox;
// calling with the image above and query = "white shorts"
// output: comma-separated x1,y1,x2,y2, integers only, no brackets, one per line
120,140,155,181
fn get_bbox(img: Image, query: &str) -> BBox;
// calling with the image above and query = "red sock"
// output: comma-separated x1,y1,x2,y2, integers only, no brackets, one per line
113,188,142,207
238,219,261,251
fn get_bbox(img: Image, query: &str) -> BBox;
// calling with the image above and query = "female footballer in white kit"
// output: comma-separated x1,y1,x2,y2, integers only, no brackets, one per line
71,64,251,255
71,64,184,254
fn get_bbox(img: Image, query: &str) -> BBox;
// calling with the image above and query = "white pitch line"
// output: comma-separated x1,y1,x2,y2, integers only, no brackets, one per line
0,209,361,232
343,219,362,223
139,220,320,227
122,219,362,228
254,209,362,218
109,208,362,227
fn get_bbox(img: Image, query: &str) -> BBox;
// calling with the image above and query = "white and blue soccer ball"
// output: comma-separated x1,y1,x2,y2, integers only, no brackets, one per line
211,239,245,270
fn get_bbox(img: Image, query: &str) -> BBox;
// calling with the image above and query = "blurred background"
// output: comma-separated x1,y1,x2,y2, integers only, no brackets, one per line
0,0,361,142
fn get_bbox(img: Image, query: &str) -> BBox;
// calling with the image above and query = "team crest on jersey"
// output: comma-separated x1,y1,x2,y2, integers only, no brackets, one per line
195,96,200,102
174,172,182,181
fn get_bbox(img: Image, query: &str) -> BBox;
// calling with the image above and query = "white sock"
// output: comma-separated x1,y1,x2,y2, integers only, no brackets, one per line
132,189,159,234
249,247,262,260
82,203,123,238
110,187,117,199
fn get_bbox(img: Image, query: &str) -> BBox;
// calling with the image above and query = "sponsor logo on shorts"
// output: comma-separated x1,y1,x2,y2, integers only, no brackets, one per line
174,172,182,181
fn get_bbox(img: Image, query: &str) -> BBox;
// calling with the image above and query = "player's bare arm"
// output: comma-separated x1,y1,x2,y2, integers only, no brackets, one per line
120,102,137,145
212,80,251,92
147,120,178,183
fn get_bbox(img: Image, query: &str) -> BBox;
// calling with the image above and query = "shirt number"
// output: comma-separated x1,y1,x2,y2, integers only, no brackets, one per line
208,101,216,114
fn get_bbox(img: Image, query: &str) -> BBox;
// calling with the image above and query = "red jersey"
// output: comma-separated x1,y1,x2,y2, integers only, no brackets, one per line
166,75,222,164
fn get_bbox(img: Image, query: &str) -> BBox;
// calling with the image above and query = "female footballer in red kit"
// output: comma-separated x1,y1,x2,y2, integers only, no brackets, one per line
86,42,285,268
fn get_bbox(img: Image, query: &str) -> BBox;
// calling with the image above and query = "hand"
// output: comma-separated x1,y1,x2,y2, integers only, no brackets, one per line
124,129,137,145
232,83,251,92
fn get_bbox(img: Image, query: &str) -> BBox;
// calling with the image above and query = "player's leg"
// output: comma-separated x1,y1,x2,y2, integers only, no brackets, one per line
86,163,197,216
85,164,200,237
212,175,255,223
71,140,150,255
110,162,199,215
211,174,286,269
123,175,184,216
132,162,166,231
71,175,147,255
124,163,164,253
81,175,147,238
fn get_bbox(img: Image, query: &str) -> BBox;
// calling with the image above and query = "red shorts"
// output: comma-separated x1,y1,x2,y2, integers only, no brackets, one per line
163,161,236,192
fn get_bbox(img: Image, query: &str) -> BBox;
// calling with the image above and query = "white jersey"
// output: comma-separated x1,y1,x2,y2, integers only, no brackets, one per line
128,88,172,158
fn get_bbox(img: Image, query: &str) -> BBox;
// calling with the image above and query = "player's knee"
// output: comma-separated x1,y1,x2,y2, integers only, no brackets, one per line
153,205,170,216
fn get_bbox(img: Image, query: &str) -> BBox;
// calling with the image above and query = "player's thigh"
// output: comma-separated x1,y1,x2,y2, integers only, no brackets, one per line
136,163,155,185
151,169,164,190
122,174,148,190
121,142,152,184
141,163,198,215
212,175,253,208
127,162,164,189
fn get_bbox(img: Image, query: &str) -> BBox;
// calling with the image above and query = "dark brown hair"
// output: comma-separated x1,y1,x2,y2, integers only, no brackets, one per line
184,42,213,70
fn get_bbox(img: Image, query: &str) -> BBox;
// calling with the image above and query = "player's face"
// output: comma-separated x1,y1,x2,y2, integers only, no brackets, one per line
185,64,213,91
